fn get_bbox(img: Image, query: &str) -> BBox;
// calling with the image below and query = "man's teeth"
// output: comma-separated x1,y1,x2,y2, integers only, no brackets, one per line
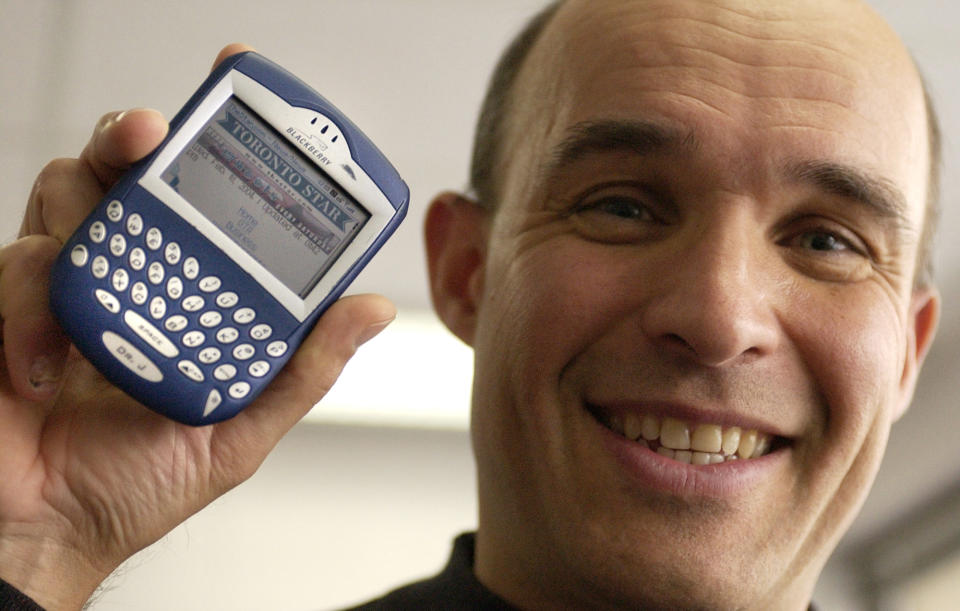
604,412,773,464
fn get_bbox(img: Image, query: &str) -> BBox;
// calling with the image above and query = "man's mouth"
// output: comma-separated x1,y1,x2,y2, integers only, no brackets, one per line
589,407,783,465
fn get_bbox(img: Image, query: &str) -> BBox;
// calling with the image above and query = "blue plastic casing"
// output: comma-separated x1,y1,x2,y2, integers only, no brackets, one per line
49,52,408,425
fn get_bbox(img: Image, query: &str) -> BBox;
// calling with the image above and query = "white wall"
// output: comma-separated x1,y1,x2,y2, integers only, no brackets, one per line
91,424,478,610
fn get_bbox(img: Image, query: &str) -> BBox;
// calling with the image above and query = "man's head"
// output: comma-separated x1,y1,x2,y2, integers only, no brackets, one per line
425,0,941,608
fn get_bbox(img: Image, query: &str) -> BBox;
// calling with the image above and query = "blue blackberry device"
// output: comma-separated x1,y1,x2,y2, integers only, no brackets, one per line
50,52,409,425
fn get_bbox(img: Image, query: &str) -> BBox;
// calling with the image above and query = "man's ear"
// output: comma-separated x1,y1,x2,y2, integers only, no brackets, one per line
894,285,941,421
424,191,489,346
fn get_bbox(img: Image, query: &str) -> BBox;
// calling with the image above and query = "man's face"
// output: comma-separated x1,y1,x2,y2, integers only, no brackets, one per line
461,0,938,608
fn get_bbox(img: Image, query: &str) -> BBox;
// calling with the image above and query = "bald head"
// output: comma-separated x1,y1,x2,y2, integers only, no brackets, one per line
470,0,940,287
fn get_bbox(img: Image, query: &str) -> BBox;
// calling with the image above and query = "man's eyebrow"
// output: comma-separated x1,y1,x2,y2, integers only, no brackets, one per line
543,122,913,233
545,119,696,176
786,160,913,232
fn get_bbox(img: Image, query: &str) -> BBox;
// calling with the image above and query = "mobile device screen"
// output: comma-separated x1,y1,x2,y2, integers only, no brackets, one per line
161,97,370,298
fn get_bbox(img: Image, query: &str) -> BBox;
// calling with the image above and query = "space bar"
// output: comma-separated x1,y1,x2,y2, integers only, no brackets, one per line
123,310,179,358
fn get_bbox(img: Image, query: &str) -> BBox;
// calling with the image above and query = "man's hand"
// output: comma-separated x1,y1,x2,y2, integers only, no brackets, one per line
0,44,395,610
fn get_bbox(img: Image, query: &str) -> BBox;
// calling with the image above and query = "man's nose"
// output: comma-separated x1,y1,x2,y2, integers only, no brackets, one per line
640,216,781,368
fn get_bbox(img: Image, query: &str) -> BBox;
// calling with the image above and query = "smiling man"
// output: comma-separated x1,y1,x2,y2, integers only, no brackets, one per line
0,0,942,609
420,0,940,608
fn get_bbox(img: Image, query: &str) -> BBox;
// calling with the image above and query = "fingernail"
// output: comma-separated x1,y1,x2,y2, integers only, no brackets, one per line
357,318,394,348
29,356,63,391
112,108,136,125
113,108,161,126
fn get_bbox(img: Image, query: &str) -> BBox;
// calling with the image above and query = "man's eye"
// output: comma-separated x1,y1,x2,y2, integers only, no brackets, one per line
781,225,874,282
567,194,664,244
588,197,653,221
789,228,869,258
795,231,851,253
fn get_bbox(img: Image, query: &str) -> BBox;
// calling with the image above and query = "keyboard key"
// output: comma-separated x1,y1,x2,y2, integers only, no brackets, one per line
89,221,107,243
149,296,167,319
126,213,144,236
165,315,189,333
91,256,109,279
145,227,163,250
102,331,163,383
199,311,223,328
177,360,204,382
248,360,270,378
70,244,89,266
109,234,127,257
228,381,251,399
130,282,149,305
123,310,179,358
95,289,121,314
233,307,256,325
266,341,289,358
198,276,222,293
166,276,184,300
203,389,223,417
183,257,199,280
106,200,124,222
216,291,239,308
147,261,165,285
216,327,239,344
111,268,130,292
128,247,146,271
165,242,182,265
232,343,255,361
214,364,237,381
198,347,222,364
249,324,273,341
182,331,205,348
182,295,205,312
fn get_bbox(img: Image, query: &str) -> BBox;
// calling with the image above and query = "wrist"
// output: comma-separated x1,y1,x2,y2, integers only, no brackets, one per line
0,532,109,611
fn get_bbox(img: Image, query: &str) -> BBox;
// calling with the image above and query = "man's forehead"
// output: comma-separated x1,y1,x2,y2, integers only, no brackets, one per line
533,0,916,124
552,0,889,42
503,0,930,221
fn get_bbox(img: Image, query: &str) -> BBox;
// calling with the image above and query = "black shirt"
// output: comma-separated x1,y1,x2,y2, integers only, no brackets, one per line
0,579,44,611
345,533,516,610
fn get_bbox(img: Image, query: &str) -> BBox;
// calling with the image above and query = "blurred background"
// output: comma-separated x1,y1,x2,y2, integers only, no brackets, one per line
1,1,957,608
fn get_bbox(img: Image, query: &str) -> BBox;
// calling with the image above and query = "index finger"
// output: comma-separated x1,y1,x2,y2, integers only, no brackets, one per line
212,43,257,71
78,108,170,191
21,109,168,242
79,43,257,190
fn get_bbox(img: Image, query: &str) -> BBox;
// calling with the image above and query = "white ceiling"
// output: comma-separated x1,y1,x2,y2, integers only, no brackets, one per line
1,0,957,551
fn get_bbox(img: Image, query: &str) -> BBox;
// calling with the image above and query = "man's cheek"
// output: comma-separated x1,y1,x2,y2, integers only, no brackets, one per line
490,244,609,331
792,301,903,511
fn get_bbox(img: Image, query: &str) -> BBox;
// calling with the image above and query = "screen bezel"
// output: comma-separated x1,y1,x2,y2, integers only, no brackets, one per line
139,71,398,322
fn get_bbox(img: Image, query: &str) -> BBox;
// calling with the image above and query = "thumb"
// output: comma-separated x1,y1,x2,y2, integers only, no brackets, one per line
290,293,398,398
224,293,397,442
